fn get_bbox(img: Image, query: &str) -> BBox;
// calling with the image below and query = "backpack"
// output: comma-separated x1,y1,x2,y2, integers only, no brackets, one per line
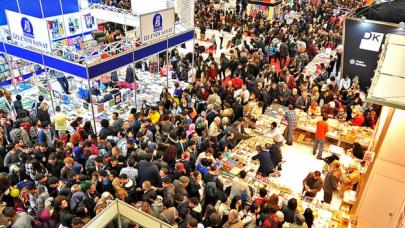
205,175,218,199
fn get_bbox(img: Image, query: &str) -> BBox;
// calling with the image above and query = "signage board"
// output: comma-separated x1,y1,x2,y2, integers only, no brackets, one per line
6,10,51,53
140,8,175,44
176,0,194,27
342,18,405,91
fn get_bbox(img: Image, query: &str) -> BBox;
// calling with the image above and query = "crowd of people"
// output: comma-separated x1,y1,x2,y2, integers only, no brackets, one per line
0,0,378,228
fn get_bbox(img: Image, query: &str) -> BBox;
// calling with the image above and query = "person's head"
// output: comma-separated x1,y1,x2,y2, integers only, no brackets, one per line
314,171,321,180
16,94,22,101
142,180,152,191
64,157,74,169
271,122,277,130
71,217,84,228
256,144,263,152
294,213,305,225
187,217,198,228
162,197,173,209
55,105,61,113
38,95,44,102
100,119,109,128
288,104,294,110
119,174,129,184
39,102,48,111
239,170,247,179
259,188,268,198
228,209,239,221
2,207,17,223
322,114,328,121
188,197,200,209
250,203,260,214
179,176,190,187
140,201,151,213
287,198,298,211
112,112,119,120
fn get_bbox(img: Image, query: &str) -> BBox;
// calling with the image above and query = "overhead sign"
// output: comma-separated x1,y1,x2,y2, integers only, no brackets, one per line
6,10,51,52
140,8,175,44
342,18,405,91
176,0,194,27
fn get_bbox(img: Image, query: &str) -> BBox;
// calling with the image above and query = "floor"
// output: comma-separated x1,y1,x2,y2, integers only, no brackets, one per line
276,142,333,201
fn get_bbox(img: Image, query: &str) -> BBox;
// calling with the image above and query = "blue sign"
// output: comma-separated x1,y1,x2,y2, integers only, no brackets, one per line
21,17,34,38
153,13,163,32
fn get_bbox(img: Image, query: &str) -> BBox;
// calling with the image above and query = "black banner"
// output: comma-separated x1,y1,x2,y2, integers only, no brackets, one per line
342,18,405,91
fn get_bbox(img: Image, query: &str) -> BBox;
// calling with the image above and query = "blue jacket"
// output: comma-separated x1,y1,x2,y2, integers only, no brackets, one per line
252,150,274,176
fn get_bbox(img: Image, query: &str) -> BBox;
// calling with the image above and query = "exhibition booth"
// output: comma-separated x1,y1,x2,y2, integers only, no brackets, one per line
0,0,194,132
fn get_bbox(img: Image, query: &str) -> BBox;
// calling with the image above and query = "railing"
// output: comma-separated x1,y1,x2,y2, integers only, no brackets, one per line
88,3,138,16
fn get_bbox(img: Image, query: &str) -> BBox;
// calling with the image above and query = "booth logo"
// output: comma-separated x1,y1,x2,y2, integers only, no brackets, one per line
349,59,367,68
21,17,34,38
359,32,384,52
153,13,163,32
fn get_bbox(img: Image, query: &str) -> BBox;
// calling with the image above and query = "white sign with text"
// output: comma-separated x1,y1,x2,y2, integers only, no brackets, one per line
140,8,175,44
6,10,51,52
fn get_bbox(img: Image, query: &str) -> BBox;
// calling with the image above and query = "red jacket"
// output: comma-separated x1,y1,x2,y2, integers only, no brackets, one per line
263,214,278,228
232,77,244,90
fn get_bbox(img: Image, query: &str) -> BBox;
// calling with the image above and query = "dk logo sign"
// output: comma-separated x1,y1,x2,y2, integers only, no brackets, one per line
359,32,384,52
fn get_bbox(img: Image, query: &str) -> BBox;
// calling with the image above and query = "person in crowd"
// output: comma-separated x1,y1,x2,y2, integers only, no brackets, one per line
252,145,274,176
281,198,298,224
323,162,342,204
313,115,329,160
283,105,297,146
302,171,323,198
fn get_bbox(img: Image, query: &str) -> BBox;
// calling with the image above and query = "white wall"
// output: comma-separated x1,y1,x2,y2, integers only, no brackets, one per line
131,0,167,14
356,107,405,228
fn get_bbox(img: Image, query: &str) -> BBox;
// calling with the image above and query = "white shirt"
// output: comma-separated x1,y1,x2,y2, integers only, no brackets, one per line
339,78,351,90
268,127,284,143
234,89,250,104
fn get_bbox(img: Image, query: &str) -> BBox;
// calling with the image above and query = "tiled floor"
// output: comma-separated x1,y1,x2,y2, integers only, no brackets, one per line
276,142,333,201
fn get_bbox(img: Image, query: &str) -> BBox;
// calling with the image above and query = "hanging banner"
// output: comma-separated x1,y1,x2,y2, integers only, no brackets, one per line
140,8,175,44
5,10,51,52
342,18,405,91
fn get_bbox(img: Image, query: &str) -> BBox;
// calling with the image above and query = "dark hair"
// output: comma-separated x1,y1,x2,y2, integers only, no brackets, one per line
187,217,198,228
304,208,314,227
16,94,22,101
119,174,128,179
38,95,44,102
100,119,109,128
55,106,61,112
230,195,241,210
239,170,247,179
271,122,277,128
259,188,268,197
322,114,328,121
162,197,173,208
190,197,199,205
287,198,298,211
2,207,16,217
250,203,259,213
314,171,321,177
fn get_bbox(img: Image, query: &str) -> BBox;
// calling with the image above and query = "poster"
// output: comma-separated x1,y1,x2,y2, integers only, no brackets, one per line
5,10,51,52
342,18,405,91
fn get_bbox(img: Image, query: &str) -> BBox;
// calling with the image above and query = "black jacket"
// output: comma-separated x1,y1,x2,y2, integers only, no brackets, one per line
137,160,161,187
252,150,274,176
